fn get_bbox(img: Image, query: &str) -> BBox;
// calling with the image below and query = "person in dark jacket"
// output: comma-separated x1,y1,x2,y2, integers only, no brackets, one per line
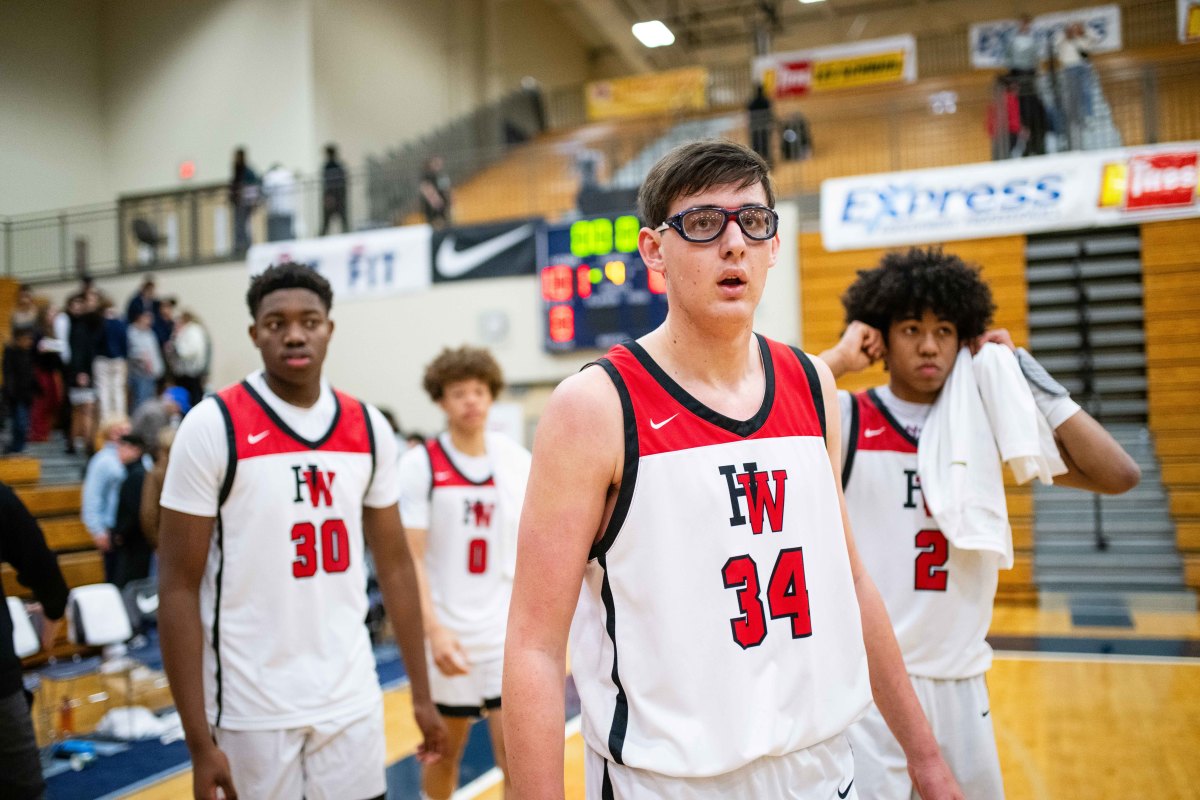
3,327,38,454
1,481,68,799
320,144,348,236
112,433,151,588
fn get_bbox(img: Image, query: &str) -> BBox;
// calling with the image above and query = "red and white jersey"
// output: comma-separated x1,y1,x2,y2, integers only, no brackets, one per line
840,388,998,680
196,380,381,729
570,336,870,778
409,436,508,662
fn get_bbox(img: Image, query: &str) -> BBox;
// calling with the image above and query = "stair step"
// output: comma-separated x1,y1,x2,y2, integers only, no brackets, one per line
1035,576,1186,593
1035,520,1175,536
1030,306,1144,327
1057,375,1147,395
1025,256,1142,282
1036,540,1179,555
1029,329,1145,350
1036,552,1182,569
1037,352,1147,372
1027,282,1144,306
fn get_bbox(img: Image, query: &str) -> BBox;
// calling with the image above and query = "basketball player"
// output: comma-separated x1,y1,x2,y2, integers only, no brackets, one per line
819,247,1140,798
503,141,962,799
399,345,531,799
158,263,446,800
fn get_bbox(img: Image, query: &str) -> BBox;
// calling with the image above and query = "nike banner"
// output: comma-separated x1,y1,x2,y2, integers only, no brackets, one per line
431,219,540,283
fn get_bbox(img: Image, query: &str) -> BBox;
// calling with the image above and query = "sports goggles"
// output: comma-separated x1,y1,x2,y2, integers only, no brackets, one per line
655,205,779,243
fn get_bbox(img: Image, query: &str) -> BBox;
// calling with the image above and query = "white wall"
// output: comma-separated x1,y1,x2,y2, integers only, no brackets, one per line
39,203,803,436
0,0,109,215
99,0,317,194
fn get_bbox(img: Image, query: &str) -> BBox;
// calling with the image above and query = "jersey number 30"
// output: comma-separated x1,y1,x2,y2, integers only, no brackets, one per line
722,547,812,649
292,519,351,578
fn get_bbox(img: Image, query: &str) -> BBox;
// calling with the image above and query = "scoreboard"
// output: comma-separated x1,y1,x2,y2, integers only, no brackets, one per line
540,214,667,352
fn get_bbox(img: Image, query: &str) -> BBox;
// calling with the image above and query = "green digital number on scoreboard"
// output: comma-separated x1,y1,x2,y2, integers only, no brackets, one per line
570,215,640,258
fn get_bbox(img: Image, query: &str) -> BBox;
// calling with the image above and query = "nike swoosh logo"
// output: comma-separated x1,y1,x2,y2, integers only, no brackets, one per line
435,224,534,279
864,427,886,438
649,413,679,430
982,708,991,717
433,471,453,481
247,430,270,445
838,778,854,798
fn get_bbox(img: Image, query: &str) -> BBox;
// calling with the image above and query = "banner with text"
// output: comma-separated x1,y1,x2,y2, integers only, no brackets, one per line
1182,0,1200,42
970,5,1122,69
248,225,433,301
753,36,916,99
585,67,709,121
820,142,1200,251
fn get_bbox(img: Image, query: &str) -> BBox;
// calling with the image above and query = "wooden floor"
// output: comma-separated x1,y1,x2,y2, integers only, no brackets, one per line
120,603,1200,800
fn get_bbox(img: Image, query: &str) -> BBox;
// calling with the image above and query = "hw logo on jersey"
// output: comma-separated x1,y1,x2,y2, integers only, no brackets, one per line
462,499,496,528
292,465,336,508
718,462,788,535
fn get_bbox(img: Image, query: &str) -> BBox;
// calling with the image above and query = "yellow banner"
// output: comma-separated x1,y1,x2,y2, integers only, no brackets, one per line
812,51,908,91
586,67,709,121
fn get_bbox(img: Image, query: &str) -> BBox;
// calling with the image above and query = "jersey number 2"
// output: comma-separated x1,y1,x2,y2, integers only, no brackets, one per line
292,519,351,578
914,529,949,591
721,547,812,649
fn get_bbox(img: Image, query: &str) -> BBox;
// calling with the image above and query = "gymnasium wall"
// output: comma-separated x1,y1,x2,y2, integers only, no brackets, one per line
796,233,1036,599
1140,219,1200,591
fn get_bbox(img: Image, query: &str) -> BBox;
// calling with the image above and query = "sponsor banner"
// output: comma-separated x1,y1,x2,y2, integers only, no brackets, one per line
754,36,916,99
820,142,1200,251
1182,0,1200,42
585,67,708,121
970,4,1121,69
247,225,432,301
431,219,539,283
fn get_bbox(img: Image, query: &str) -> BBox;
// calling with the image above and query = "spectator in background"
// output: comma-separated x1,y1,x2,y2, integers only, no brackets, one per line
2,327,38,455
1004,15,1047,156
419,155,452,228
263,163,298,241
8,285,38,331
154,297,177,350
131,391,181,460
126,278,158,324
988,77,1023,158
112,433,151,588
0,481,68,800
405,432,425,450
747,82,775,167
140,427,175,553
81,416,132,580
30,304,65,444
65,293,101,455
94,296,129,422
321,144,348,235
170,310,210,408
230,147,260,253
128,310,164,412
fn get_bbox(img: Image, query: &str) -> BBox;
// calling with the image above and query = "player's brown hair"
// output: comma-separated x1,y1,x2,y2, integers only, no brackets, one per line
637,140,775,230
422,345,505,402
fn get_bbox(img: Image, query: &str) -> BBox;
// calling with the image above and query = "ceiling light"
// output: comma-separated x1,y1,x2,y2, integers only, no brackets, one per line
632,20,675,48
799,0,826,4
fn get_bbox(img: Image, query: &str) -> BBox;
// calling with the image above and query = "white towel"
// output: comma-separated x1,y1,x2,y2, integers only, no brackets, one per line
973,343,1067,485
918,347,1013,569
486,431,532,579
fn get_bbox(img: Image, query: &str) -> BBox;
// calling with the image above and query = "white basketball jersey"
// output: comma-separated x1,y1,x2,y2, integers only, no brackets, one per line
203,381,381,729
422,438,508,662
571,336,871,778
841,388,998,680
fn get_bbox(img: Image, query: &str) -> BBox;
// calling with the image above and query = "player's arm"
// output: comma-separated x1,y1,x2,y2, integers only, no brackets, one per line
504,367,622,800
818,320,885,379
404,525,469,676
158,508,237,800
364,504,448,763
814,356,964,800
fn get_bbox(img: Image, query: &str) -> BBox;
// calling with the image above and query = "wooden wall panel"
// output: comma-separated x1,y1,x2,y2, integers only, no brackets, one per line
1141,219,1200,590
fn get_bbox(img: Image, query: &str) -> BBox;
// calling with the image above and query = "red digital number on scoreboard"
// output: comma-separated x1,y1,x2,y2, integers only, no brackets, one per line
548,305,575,343
540,264,574,302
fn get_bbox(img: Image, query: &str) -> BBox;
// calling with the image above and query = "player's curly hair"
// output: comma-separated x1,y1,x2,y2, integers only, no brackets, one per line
841,247,995,341
422,345,505,402
246,262,333,318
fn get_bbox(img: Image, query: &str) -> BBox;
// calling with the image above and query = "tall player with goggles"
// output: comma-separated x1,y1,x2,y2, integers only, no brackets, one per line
504,140,962,799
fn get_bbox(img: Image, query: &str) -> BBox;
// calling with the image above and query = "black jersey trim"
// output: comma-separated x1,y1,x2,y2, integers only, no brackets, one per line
790,346,826,440
360,401,377,498
213,396,238,507
598,554,628,766
602,761,614,800
588,358,638,562
623,334,775,438
867,388,920,448
842,392,860,489
212,511,227,727
240,380,343,450
431,434,494,487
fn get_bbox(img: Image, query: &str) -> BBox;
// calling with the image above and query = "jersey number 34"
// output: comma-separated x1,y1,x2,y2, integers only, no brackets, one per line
722,547,812,649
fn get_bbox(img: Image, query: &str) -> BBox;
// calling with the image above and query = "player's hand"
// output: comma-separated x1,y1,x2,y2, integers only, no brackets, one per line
413,698,447,765
430,627,470,676
971,327,1016,354
907,752,964,800
192,743,238,800
93,531,112,552
820,321,884,378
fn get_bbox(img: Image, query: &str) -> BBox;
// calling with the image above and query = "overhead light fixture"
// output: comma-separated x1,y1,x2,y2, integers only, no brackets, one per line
632,20,675,48
798,0,826,4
